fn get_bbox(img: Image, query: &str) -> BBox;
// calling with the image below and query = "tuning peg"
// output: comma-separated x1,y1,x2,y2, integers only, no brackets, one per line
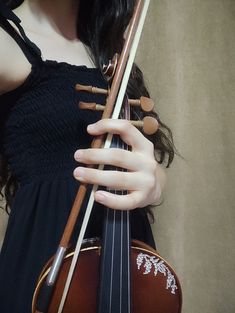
128,96,154,112
78,101,158,134
131,116,159,135
78,102,105,111
78,102,158,134
75,84,109,95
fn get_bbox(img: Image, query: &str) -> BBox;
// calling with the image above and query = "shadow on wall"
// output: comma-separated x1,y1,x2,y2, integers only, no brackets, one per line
136,1,235,313
0,204,8,249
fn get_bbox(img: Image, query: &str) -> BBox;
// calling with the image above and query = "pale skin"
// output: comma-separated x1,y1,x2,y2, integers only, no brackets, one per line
0,0,166,210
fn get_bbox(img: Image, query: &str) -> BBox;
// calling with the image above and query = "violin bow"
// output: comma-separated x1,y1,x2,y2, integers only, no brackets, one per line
34,1,151,312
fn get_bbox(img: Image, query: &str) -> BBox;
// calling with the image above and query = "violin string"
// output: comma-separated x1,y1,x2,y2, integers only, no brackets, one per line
103,207,110,312
118,127,123,312
122,123,131,313
125,146,131,313
120,133,130,313
120,209,123,313
124,101,131,313
120,136,125,313
127,204,131,313
109,204,115,312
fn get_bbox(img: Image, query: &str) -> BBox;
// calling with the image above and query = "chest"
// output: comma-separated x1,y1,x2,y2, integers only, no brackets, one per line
24,30,94,68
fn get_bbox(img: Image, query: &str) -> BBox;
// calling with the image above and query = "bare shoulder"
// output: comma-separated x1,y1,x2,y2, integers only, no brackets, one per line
0,26,31,95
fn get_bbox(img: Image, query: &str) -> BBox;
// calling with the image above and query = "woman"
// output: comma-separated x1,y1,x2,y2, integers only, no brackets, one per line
0,0,174,312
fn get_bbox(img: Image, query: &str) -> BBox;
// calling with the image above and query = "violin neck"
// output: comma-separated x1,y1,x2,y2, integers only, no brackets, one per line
98,130,132,312
98,208,131,313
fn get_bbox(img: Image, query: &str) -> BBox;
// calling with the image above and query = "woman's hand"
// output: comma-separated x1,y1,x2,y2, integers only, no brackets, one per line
73,119,166,210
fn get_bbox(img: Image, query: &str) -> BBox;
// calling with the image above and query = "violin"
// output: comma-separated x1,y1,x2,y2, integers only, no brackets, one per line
32,1,182,312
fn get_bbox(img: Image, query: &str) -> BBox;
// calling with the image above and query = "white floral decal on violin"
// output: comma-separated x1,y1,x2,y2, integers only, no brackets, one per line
136,253,178,294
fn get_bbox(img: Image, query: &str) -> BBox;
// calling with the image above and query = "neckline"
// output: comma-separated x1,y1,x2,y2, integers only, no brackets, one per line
42,59,99,71
9,8,97,71
0,58,104,98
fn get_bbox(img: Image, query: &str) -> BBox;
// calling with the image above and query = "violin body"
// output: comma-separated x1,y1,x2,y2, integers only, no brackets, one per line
32,238,182,313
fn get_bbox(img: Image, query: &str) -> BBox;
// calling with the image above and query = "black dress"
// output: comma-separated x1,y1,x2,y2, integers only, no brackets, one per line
0,4,155,313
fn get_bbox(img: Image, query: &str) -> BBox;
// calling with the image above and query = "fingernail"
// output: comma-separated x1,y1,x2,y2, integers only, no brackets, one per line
74,167,85,180
95,192,106,203
87,124,95,131
74,150,83,161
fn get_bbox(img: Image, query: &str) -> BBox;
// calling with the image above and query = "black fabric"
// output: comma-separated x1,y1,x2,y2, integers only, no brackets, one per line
0,1,21,23
0,0,24,10
0,6,156,313
2,0,23,10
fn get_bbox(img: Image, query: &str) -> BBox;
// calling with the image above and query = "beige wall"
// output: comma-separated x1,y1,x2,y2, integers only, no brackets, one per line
136,1,235,312
1,0,235,312
0,206,7,249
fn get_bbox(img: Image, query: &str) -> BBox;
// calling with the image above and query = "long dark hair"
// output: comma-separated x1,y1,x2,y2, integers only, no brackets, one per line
1,0,175,213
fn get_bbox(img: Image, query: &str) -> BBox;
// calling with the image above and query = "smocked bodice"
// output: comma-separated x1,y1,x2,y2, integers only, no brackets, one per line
2,60,107,185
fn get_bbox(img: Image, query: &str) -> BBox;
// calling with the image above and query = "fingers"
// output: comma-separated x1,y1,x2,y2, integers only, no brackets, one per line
73,163,159,210
94,190,144,210
73,166,147,190
87,119,154,154
74,148,153,171
72,118,163,210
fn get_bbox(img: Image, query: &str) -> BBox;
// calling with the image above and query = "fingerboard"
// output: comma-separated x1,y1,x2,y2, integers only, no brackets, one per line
98,208,131,313
98,133,131,313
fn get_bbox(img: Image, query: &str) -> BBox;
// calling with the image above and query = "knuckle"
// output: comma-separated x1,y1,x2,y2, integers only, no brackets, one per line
122,119,133,132
85,149,100,164
82,168,89,179
87,150,96,162
146,140,154,153
118,171,127,187
129,195,139,210
86,168,98,182
146,174,156,191
112,148,124,162
146,158,157,172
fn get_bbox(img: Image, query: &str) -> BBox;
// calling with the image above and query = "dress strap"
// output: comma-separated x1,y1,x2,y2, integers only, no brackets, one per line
0,2,42,65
